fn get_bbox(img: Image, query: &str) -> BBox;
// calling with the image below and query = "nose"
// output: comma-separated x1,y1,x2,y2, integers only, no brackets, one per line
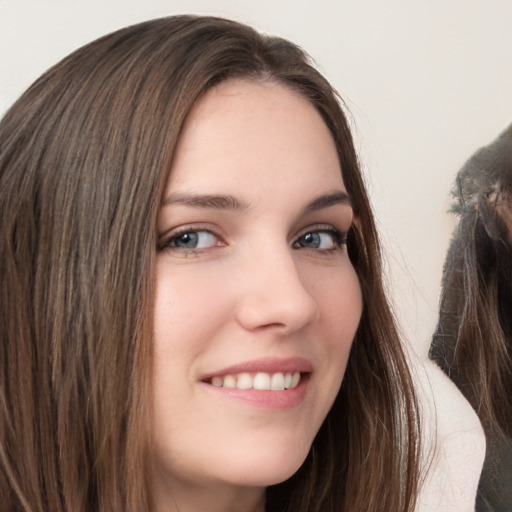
235,245,320,334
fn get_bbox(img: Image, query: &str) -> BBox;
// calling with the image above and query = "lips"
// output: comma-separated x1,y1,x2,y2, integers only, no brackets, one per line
200,357,312,410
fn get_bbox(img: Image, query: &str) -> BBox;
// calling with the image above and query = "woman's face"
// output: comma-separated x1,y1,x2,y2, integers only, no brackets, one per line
151,79,362,505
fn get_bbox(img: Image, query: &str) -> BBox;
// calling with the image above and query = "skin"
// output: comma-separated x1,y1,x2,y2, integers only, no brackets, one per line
151,79,363,512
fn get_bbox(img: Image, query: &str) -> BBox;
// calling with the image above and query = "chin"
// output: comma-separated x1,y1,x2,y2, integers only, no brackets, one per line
219,443,311,488
254,463,306,487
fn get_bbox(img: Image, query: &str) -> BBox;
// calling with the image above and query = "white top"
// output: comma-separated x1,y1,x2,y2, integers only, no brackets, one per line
414,357,486,512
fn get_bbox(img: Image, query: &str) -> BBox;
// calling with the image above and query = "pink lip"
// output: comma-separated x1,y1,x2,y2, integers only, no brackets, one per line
202,382,309,410
200,357,312,411
201,356,313,381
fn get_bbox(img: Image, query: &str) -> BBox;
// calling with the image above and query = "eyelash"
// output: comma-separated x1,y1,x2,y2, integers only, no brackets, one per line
158,225,348,256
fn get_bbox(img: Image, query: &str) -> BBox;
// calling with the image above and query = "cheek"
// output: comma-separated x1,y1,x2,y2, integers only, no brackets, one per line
153,261,229,356
311,263,362,394
300,263,362,440
313,263,363,343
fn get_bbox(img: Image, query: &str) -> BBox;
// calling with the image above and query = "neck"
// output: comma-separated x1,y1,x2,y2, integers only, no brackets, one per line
150,471,265,512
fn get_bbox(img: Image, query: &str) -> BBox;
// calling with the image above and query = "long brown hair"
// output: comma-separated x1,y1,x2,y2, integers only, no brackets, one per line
0,16,420,511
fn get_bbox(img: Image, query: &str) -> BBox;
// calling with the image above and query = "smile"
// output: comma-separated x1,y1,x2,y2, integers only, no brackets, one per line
200,358,312,409
208,372,302,390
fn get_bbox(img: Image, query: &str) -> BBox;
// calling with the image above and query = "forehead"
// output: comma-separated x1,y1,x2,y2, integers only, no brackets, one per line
167,78,345,197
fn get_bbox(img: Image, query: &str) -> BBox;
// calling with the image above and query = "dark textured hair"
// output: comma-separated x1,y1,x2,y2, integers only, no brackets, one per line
430,124,512,510
0,15,420,511
430,124,512,434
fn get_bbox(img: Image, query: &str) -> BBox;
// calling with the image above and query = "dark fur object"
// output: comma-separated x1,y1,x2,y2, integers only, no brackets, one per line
430,124,512,511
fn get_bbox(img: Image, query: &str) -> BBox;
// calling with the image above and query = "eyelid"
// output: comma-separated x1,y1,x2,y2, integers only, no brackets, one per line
294,224,346,240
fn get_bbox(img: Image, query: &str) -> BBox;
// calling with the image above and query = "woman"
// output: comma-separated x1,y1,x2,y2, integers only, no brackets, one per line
0,16,420,511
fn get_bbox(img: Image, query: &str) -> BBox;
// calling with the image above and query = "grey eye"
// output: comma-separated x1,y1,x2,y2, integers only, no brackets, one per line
171,231,217,249
295,231,337,250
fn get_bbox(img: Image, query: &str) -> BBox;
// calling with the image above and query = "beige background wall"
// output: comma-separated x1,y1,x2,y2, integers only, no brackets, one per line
1,0,511,357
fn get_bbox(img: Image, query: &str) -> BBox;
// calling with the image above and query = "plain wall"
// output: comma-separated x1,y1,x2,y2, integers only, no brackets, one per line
1,0,511,357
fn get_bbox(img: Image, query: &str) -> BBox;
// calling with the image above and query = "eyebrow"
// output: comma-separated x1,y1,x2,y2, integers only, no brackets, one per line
161,190,352,213
302,191,352,214
162,193,250,212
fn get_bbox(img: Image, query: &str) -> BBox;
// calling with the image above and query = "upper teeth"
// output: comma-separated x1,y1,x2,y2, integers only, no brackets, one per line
210,372,301,390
